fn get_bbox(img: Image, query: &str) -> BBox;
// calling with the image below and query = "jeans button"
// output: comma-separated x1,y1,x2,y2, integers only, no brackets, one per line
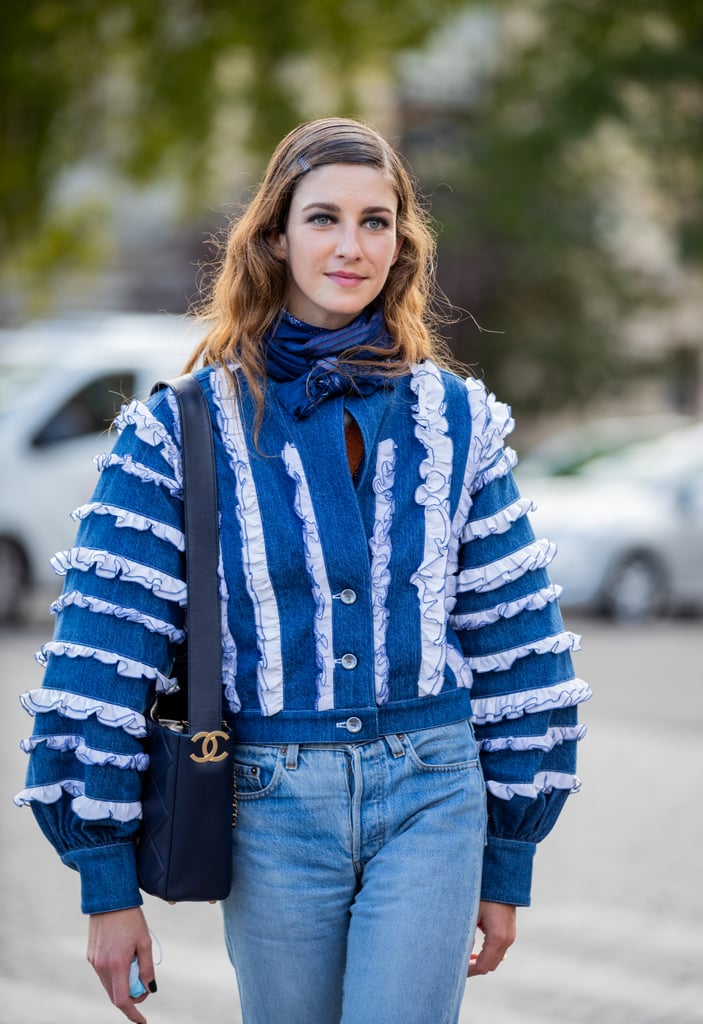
340,653,358,670
340,588,357,605
345,717,362,734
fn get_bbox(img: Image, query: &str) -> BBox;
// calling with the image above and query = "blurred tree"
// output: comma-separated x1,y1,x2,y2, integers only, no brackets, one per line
402,0,703,416
0,0,465,265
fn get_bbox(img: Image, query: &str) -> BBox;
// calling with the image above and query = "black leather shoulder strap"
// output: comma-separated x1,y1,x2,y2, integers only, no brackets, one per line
151,375,222,734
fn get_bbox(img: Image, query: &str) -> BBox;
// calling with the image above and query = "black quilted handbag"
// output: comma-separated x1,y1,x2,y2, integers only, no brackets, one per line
136,374,236,903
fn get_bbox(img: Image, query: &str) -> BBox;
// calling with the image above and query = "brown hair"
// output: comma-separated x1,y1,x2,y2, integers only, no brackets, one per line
186,117,453,418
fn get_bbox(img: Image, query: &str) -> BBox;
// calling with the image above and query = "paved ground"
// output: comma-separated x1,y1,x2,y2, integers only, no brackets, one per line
2,610,702,1023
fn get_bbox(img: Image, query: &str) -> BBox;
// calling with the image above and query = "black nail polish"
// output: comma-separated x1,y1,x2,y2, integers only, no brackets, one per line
148,980,158,993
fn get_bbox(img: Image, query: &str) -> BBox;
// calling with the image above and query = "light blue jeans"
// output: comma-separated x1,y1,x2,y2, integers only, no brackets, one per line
221,720,486,1024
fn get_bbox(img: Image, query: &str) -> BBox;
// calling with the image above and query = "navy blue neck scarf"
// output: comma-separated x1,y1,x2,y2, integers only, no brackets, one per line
264,306,396,418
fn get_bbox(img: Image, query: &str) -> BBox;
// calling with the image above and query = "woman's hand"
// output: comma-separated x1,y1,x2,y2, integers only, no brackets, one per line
87,906,156,1023
468,900,517,976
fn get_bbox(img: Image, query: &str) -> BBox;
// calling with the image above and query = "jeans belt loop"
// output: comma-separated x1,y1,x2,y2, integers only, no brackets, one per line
384,733,405,758
285,743,300,770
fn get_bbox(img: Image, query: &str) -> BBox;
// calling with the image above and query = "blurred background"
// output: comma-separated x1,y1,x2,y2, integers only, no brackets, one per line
3,0,702,420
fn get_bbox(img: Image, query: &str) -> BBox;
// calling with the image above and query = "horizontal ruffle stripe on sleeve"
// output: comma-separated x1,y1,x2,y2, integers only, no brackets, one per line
449,583,563,630
35,640,177,693
485,770,581,800
456,538,557,594
20,688,147,736
51,547,187,604
50,590,186,642
20,734,149,771
113,400,183,481
470,676,590,725
71,503,185,551
94,453,181,496
478,723,587,753
461,496,536,542
14,781,141,822
466,629,581,673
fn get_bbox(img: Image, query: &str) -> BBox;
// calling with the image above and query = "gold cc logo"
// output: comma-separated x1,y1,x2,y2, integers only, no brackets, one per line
190,730,230,763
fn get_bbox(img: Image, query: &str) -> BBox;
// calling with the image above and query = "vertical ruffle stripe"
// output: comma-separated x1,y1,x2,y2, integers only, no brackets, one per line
409,363,453,697
212,369,283,716
283,443,335,712
369,439,396,705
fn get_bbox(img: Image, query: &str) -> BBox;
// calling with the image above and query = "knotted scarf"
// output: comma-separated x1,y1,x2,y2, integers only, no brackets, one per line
264,306,396,418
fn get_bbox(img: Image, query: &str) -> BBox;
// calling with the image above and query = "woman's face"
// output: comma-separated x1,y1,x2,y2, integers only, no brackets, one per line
274,163,403,330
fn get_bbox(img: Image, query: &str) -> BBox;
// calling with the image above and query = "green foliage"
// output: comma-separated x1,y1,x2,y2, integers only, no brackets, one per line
408,0,703,414
0,0,466,253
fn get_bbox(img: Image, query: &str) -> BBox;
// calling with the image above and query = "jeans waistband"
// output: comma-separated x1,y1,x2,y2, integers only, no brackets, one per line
241,733,407,770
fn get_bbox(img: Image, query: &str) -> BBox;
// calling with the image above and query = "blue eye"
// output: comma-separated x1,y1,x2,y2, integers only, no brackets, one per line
309,214,335,226
365,217,390,230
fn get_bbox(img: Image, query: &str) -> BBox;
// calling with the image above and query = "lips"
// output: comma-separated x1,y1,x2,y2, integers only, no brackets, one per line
325,271,366,287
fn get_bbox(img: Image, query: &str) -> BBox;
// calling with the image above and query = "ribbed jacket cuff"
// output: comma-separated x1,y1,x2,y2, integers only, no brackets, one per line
62,842,143,915
480,836,536,907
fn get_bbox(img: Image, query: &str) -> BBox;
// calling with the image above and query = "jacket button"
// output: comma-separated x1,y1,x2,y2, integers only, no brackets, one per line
340,653,358,670
340,589,357,605
345,717,363,734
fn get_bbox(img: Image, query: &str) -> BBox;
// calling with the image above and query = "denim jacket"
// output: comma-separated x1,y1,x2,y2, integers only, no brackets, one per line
17,361,590,913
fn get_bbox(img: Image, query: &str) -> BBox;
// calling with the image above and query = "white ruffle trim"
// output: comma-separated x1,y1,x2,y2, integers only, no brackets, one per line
36,641,177,694
71,502,185,551
20,688,147,737
213,368,283,716
20,734,149,770
446,642,473,689
14,781,141,822
465,377,514,446
468,630,581,674
471,676,592,725
283,442,335,713
462,497,536,542
472,447,518,493
449,584,563,631
478,724,588,753
113,399,182,481
369,439,397,705
486,771,582,801
165,388,182,445
50,590,185,642
409,362,453,697
464,378,515,491
218,545,240,713
51,547,187,604
456,537,556,594
95,453,181,496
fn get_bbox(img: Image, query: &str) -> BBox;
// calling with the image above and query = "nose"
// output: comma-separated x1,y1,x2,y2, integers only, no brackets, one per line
335,222,362,259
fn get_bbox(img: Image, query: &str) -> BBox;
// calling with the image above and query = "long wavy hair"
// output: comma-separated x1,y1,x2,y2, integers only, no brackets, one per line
186,117,454,421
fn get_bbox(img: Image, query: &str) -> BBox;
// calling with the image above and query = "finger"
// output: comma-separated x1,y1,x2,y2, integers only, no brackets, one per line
111,964,148,1024
136,943,157,995
468,935,511,976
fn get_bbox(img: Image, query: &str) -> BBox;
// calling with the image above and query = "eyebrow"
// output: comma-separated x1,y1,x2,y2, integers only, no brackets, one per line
300,201,396,216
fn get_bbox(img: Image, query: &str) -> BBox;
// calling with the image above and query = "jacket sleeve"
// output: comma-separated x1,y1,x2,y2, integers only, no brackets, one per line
15,388,187,914
451,379,591,907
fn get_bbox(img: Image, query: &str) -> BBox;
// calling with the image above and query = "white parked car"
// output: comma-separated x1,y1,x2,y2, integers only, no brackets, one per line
522,423,703,619
0,312,201,620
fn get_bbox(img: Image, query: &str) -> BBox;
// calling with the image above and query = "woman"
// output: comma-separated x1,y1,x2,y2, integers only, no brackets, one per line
17,117,590,1024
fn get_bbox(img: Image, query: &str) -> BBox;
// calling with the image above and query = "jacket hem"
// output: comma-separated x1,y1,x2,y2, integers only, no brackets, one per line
226,687,474,744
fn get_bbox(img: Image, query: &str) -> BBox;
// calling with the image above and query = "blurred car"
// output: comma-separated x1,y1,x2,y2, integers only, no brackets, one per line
0,311,201,621
517,412,692,479
522,422,703,619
